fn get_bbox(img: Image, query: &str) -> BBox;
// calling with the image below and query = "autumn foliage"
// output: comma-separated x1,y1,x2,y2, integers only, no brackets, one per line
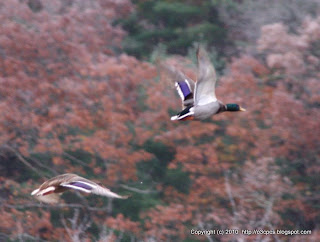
0,1,319,241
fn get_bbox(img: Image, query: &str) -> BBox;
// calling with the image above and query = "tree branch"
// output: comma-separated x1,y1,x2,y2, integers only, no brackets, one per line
63,151,91,168
2,144,44,176
224,170,238,225
3,202,108,212
120,184,157,194
197,221,214,242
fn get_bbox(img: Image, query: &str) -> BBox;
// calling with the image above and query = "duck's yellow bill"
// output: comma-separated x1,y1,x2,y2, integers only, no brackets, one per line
240,107,246,111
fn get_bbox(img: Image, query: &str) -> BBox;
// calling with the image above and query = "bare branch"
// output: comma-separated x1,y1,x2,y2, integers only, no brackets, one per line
3,202,108,212
61,208,92,242
63,151,91,168
98,226,115,242
2,144,44,176
256,196,275,229
120,184,158,194
224,170,238,225
197,221,214,242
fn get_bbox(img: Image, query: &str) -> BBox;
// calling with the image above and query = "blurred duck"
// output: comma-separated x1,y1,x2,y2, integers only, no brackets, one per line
31,173,129,204
170,46,246,121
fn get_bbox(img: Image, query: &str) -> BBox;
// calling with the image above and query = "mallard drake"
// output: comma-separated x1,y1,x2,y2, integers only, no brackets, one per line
31,173,129,204
171,46,246,121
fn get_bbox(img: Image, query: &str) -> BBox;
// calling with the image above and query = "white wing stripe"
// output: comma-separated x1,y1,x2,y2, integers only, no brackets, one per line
61,184,92,193
177,111,195,120
31,188,40,195
77,181,98,188
185,79,191,89
35,186,55,196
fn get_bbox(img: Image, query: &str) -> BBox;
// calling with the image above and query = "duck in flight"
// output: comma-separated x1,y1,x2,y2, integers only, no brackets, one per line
31,173,129,204
170,46,246,121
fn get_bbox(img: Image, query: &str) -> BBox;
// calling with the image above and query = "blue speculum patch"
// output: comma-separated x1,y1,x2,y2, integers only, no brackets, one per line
70,182,93,190
178,81,191,98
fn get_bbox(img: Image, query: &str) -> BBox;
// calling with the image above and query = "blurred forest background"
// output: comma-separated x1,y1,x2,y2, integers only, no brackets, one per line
0,0,319,241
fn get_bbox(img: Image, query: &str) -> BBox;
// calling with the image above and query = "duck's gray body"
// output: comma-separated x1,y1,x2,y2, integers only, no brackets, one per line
193,101,226,120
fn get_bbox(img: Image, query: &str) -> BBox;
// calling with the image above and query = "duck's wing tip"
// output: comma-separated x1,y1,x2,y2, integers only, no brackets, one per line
118,194,131,199
92,186,130,199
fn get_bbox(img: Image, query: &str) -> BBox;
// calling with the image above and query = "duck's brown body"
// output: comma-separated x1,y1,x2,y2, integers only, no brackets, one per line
31,173,129,204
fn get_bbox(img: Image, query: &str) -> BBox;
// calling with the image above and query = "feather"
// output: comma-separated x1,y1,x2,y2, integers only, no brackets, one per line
91,186,129,199
194,46,217,106
34,186,56,196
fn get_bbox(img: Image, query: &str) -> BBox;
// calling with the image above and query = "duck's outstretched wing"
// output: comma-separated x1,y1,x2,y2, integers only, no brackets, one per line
160,63,195,109
60,178,129,199
194,46,217,106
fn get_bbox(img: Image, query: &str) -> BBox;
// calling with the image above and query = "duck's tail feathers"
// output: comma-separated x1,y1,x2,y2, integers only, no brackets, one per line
171,106,195,121
171,115,179,121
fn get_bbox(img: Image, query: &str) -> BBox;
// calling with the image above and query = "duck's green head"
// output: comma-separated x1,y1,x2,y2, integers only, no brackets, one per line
226,103,246,112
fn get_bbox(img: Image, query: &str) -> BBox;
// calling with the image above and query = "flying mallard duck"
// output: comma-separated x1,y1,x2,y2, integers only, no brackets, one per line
170,46,246,121
31,173,129,204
